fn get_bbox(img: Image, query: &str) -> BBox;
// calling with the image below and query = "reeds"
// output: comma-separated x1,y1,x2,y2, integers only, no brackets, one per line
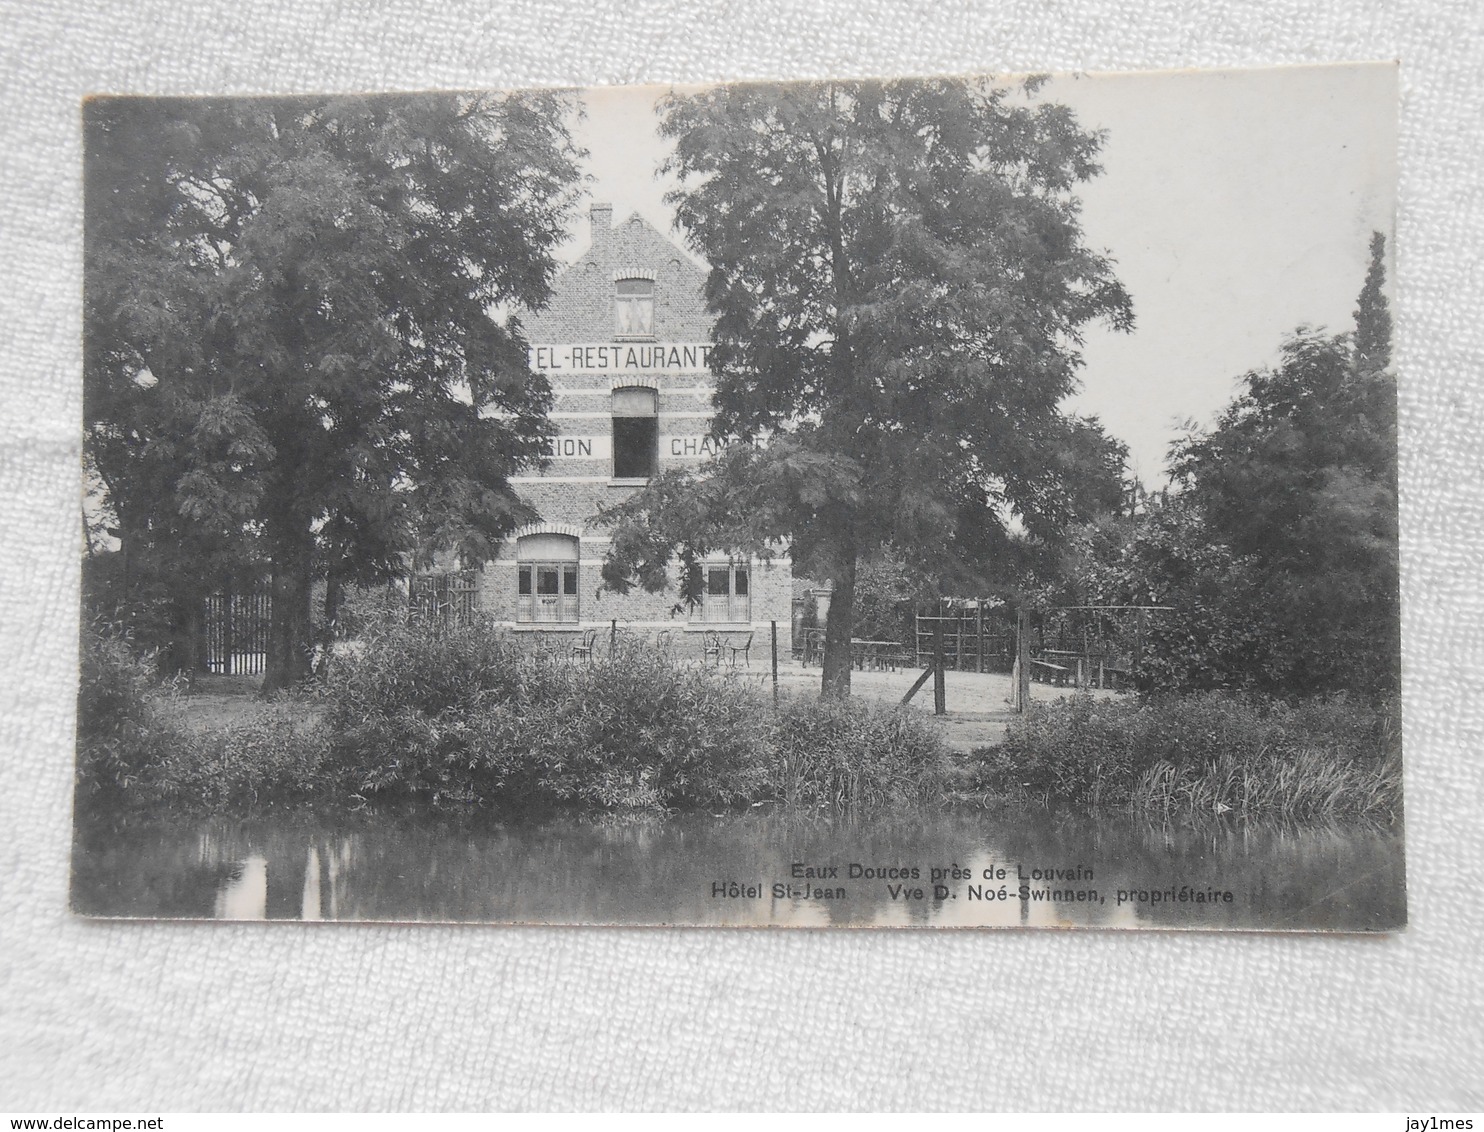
1128,744,1402,820
769,694,953,809
975,691,1402,821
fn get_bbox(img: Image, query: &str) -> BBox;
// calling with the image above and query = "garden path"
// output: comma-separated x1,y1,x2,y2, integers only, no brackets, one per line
764,659,1124,752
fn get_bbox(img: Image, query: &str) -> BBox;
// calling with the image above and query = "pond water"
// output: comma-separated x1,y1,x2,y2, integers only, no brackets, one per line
71,803,1405,932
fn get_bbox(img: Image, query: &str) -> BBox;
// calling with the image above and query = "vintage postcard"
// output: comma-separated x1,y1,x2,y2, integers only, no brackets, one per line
73,64,1403,930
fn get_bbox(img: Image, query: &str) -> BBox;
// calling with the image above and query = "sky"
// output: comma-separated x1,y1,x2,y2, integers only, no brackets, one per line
558,64,1397,485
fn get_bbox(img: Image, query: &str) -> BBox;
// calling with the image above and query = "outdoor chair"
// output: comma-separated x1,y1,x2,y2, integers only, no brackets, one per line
571,628,598,662
531,630,561,663
702,631,724,666
655,629,673,658
726,632,753,668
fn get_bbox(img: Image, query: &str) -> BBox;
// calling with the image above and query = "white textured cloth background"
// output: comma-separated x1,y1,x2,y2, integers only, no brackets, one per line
2,0,1480,1112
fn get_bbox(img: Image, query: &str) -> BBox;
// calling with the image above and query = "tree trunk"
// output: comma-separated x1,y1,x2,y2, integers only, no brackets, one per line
184,593,208,676
820,554,857,699
324,572,343,634
261,527,315,695
159,580,207,679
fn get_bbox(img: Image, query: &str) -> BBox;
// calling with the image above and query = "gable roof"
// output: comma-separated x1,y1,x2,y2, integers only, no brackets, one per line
520,209,714,343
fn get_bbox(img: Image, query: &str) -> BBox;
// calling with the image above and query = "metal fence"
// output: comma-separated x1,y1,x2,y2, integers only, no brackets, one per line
410,570,478,626
203,584,271,675
914,610,1014,672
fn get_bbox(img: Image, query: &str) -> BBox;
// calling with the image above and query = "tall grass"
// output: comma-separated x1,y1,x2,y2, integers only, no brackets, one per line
771,694,953,808
1128,742,1401,820
975,692,1401,820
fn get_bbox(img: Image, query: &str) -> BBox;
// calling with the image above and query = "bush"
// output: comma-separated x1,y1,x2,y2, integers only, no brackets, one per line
771,694,953,807
321,619,953,811
322,621,772,809
314,581,410,642
972,693,1139,808
515,642,773,809
151,705,334,808
974,691,1400,819
82,618,957,814
75,625,187,799
78,622,336,808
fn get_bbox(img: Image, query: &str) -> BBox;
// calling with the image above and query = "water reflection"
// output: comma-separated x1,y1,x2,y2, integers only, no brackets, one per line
71,804,1405,931
213,855,267,920
301,846,322,921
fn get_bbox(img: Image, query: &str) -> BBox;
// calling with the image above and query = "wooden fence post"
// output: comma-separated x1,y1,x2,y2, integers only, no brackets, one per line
976,602,984,673
771,620,779,708
900,659,935,706
222,586,234,677
1135,607,1146,675
610,618,617,657
933,617,946,716
1015,605,1031,714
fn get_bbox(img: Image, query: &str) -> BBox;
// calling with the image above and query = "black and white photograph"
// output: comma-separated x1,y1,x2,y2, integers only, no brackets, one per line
73,65,1404,931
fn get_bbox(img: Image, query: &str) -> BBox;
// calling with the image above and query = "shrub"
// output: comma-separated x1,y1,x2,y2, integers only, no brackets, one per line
972,693,1139,808
974,691,1400,819
322,622,772,809
771,694,953,807
151,704,334,808
322,614,524,726
75,624,188,799
80,618,962,814
315,581,412,642
320,619,954,811
519,642,773,809
78,622,338,808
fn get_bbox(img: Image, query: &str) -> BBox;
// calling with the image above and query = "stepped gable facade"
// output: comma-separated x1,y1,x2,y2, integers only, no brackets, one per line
475,202,792,654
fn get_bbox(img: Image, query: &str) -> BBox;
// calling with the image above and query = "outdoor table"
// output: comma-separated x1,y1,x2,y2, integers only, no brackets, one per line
1040,648,1120,689
850,639,902,671
1030,657,1072,686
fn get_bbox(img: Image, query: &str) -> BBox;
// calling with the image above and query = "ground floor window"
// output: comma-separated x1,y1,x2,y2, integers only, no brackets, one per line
517,534,580,622
695,562,750,623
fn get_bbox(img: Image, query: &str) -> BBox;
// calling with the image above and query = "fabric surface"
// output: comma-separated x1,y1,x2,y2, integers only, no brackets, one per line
2,0,1480,1111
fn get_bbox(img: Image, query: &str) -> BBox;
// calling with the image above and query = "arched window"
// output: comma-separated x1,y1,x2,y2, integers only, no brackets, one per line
614,278,654,338
517,534,579,623
612,386,658,481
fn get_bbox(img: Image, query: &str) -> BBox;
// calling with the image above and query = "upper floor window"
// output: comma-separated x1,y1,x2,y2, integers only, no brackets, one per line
612,386,658,481
615,278,654,339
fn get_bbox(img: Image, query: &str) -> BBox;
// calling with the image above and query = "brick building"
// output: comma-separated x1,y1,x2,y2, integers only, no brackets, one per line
474,202,792,657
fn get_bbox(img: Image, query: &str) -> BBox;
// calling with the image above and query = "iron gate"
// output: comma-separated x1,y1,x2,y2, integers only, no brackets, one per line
410,570,478,626
203,583,272,675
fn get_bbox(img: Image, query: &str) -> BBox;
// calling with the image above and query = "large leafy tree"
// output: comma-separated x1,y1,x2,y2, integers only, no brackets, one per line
1055,234,1398,698
85,93,582,690
601,78,1133,695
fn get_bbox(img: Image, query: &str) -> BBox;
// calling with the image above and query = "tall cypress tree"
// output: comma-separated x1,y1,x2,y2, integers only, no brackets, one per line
1354,231,1393,373
1151,231,1399,696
